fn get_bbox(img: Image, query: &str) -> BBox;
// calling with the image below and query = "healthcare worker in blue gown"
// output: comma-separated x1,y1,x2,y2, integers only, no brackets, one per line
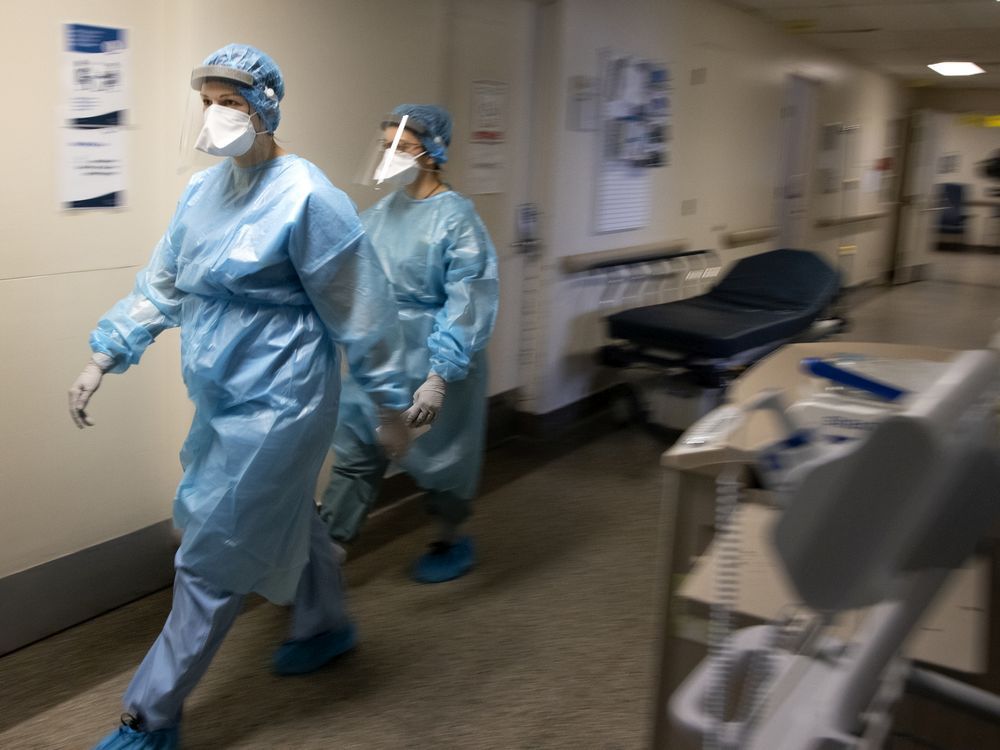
67,45,413,750
319,104,499,583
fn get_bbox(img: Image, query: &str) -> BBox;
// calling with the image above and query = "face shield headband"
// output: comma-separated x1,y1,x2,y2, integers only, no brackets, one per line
190,64,254,90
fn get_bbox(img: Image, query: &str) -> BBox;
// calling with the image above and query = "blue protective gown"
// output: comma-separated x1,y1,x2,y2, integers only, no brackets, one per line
333,189,499,500
90,155,408,603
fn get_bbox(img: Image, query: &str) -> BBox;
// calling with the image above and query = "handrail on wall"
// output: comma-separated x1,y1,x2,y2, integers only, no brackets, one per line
815,211,891,229
560,239,693,274
721,226,778,248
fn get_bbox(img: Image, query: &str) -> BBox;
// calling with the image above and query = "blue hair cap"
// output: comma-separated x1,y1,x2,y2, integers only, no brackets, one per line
197,44,285,132
391,104,452,164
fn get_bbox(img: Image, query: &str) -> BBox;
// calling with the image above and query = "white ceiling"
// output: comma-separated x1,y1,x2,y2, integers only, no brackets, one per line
731,0,1000,89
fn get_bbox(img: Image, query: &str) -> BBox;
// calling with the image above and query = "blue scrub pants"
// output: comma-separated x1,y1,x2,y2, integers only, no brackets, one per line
123,512,348,730
319,437,470,543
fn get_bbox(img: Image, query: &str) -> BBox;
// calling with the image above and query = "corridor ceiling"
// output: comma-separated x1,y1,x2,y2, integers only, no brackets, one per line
733,0,1000,88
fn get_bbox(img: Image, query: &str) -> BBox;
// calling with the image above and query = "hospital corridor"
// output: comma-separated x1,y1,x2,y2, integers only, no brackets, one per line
4,273,1000,749
5,1,1000,749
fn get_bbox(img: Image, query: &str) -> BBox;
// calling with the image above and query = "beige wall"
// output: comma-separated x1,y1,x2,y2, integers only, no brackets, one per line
2,1,187,578
1,0,534,578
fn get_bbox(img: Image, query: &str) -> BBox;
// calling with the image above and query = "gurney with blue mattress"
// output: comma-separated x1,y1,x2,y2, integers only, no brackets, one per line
602,248,844,393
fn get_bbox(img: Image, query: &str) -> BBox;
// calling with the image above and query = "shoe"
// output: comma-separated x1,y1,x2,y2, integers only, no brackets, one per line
411,536,475,583
272,622,358,675
92,715,179,749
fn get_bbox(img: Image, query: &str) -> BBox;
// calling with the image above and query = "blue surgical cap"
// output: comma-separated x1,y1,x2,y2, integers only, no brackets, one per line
192,44,285,133
389,104,452,164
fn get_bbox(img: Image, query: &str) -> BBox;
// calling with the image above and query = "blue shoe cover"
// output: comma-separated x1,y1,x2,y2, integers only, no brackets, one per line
92,724,179,750
411,536,475,583
272,622,357,675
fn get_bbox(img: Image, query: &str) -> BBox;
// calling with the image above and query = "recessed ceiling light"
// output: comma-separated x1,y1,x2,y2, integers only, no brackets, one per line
928,62,986,77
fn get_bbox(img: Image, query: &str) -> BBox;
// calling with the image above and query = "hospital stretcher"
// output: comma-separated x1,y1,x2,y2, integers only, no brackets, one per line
601,248,844,396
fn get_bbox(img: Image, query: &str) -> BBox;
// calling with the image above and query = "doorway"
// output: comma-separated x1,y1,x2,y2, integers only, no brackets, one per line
776,75,818,249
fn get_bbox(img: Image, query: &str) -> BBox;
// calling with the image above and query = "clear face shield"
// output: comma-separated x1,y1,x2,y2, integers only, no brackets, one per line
354,114,429,189
177,64,260,173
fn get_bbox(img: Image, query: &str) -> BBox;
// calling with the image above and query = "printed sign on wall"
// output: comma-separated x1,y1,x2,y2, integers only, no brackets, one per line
467,80,509,195
60,23,129,209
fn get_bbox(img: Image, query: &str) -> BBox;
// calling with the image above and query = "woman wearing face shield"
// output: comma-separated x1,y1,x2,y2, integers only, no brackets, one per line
68,44,412,750
319,104,499,584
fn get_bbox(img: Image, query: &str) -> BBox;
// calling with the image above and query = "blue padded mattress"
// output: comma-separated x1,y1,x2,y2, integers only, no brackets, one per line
606,249,840,359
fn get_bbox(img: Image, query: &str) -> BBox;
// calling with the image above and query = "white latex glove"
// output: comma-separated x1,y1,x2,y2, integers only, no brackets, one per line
403,373,447,427
376,409,412,460
68,353,114,429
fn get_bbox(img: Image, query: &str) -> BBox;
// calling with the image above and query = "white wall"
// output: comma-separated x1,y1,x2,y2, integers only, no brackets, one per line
1,0,533,579
523,0,908,414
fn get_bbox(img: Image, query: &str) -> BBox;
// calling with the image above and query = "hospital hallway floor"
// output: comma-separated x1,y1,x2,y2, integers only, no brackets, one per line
4,261,1000,750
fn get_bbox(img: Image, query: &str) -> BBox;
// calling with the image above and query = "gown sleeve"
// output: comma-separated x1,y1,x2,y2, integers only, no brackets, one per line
426,204,499,382
89,184,195,374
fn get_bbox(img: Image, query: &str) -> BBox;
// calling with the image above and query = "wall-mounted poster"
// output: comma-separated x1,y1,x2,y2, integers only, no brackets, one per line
466,80,508,195
567,75,599,132
60,23,129,209
593,50,671,234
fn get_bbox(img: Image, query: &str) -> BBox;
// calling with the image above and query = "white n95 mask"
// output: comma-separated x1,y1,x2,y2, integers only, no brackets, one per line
374,150,422,187
195,104,258,157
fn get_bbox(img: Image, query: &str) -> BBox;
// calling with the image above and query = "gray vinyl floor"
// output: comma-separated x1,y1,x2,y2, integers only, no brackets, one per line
3,254,1000,750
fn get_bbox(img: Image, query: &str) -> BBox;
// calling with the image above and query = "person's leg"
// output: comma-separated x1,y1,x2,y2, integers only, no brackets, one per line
406,360,488,583
290,512,352,639
319,430,389,543
124,566,243,729
272,512,358,675
411,490,476,583
424,490,472,542
92,566,243,749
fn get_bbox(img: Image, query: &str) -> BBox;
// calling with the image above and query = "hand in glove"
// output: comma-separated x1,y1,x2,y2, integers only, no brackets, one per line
376,409,412,460
403,373,447,427
69,353,115,429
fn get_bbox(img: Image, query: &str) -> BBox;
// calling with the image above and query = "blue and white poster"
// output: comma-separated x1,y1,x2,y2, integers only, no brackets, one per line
60,23,129,209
